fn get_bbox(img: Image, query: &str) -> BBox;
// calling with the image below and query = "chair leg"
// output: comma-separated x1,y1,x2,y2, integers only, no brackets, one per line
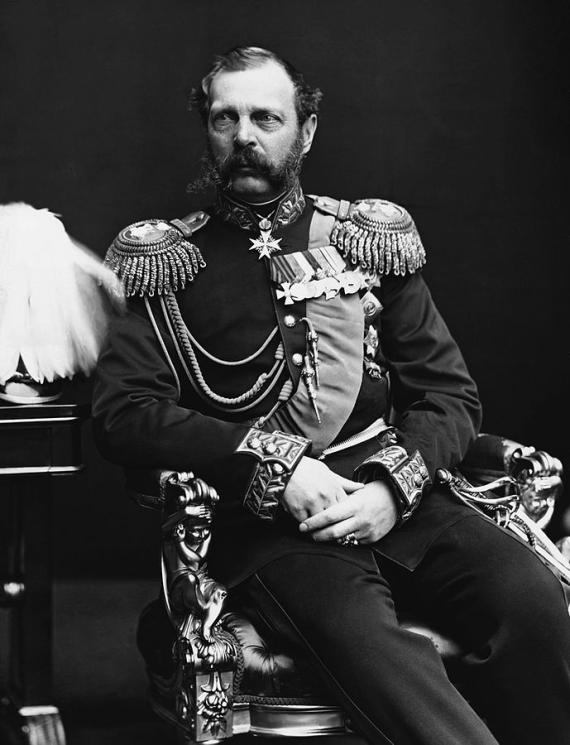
193,669,235,741
19,706,66,745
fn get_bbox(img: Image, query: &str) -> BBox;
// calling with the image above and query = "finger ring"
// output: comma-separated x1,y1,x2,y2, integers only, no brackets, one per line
337,532,359,547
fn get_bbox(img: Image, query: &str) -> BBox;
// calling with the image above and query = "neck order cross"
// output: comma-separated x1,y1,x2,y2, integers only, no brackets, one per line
248,209,283,260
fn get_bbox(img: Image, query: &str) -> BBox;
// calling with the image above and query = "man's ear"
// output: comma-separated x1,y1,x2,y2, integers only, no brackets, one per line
300,114,318,155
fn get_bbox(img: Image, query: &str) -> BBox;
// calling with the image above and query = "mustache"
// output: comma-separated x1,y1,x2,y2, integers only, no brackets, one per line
187,137,305,195
218,146,277,178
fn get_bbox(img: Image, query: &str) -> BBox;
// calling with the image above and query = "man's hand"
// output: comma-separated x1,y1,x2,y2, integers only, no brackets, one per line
298,480,399,544
282,456,364,522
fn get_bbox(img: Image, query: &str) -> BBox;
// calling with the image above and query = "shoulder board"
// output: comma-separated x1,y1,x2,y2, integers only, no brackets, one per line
104,212,209,297
309,195,426,277
170,210,210,237
309,194,352,220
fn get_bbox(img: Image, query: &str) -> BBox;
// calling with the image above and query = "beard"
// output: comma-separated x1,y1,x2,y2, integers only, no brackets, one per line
187,133,305,197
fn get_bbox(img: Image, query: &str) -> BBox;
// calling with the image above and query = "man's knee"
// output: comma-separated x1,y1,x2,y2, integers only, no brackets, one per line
240,552,401,651
494,551,569,648
461,528,570,656
415,516,570,652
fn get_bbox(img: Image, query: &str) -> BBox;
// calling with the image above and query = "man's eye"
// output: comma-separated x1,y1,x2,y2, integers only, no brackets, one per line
256,114,281,126
213,113,234,125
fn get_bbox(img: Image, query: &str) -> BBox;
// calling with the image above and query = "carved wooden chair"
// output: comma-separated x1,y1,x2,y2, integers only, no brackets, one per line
128,434,565,744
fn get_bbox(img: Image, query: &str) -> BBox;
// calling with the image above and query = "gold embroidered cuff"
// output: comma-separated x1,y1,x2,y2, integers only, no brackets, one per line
236,429,311,521
354,445,431,523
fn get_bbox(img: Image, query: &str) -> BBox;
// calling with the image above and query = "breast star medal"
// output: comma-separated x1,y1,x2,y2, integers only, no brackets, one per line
249,217,282,260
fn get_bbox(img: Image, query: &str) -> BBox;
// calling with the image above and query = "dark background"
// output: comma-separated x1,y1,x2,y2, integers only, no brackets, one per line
1,0,568,580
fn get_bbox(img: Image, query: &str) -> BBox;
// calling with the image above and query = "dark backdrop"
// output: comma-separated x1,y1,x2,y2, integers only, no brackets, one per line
1,0,568,579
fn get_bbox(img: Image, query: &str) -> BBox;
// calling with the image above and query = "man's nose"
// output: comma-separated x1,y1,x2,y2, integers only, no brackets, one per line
234,117,256,148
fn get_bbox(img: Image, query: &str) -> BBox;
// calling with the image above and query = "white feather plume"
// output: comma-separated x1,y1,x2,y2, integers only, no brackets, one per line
0,203,124,384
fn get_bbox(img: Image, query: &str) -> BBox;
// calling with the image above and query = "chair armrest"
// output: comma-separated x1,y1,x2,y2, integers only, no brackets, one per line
439,436,569,585
159,472,237,658
131,469,238,741
125,467,179,510
460,433,563,527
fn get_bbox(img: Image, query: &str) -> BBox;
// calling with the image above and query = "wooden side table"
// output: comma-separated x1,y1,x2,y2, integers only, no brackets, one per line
0,401,88,745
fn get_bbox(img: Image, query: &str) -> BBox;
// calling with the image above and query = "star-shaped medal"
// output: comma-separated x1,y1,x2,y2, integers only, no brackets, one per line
249,228,282,260
249,217,282,260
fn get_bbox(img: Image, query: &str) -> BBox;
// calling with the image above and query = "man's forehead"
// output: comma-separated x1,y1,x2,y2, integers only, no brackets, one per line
208,61,296,112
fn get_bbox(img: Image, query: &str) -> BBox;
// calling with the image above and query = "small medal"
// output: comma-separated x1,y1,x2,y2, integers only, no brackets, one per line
249,217,282,260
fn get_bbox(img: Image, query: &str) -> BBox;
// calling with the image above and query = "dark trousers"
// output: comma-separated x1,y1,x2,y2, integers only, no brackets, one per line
239,512,570,745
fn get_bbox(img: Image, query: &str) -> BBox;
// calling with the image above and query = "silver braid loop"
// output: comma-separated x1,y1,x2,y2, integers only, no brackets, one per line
163,293,285,410
184,323,279,366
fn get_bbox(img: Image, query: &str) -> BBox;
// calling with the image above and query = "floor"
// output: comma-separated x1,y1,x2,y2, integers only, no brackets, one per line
60,701,365,745
61,702,176,744
63,704,364,745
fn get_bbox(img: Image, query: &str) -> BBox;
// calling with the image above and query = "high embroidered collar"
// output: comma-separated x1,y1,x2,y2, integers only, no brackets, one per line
215,180,306,232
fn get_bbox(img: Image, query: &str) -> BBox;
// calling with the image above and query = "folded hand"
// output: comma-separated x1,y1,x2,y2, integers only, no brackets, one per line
298,480,399,544
282,456,364,522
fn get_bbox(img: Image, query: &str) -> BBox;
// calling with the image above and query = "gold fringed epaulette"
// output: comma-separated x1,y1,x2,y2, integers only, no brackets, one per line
312,196,426,277
104,212,209,297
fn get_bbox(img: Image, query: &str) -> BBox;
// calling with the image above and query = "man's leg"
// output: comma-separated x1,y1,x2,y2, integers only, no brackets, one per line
238,550,499,745
379,513,570,745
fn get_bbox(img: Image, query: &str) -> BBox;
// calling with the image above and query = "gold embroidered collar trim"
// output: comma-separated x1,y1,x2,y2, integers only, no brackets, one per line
215,180,306,233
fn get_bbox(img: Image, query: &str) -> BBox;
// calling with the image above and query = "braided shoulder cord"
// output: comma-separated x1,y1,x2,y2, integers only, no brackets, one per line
143,297,181,400
185,322,279,366
161,293,286,411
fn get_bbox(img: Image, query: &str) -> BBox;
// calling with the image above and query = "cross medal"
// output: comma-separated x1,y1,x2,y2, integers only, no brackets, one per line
249,217,282,260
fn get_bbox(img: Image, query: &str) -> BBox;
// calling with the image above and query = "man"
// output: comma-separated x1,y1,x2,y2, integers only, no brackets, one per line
93,47,570,744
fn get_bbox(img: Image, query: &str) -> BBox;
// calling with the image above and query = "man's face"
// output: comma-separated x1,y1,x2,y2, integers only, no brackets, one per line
206,61,316,202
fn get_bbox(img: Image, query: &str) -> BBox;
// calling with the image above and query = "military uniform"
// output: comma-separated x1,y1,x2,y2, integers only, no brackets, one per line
93,182,570,745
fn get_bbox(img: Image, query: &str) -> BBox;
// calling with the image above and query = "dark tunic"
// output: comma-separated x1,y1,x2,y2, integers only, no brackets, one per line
92,190,482,587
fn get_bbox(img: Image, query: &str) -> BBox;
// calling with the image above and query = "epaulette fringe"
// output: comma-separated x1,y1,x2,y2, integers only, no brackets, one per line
314,197,426,277
104,219,206,297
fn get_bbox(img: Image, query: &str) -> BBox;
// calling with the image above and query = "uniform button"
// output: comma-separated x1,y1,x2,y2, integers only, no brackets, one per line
284,315,297,328
292,353,304,366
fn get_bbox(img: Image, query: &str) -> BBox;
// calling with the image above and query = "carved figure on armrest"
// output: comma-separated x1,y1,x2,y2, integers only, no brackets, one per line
162,477,226,644
145,472,238,741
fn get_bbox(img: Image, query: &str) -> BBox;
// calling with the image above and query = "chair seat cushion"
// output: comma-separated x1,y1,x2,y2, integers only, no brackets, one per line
223,611,328,701
224,611,463,700
138,599,464,702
